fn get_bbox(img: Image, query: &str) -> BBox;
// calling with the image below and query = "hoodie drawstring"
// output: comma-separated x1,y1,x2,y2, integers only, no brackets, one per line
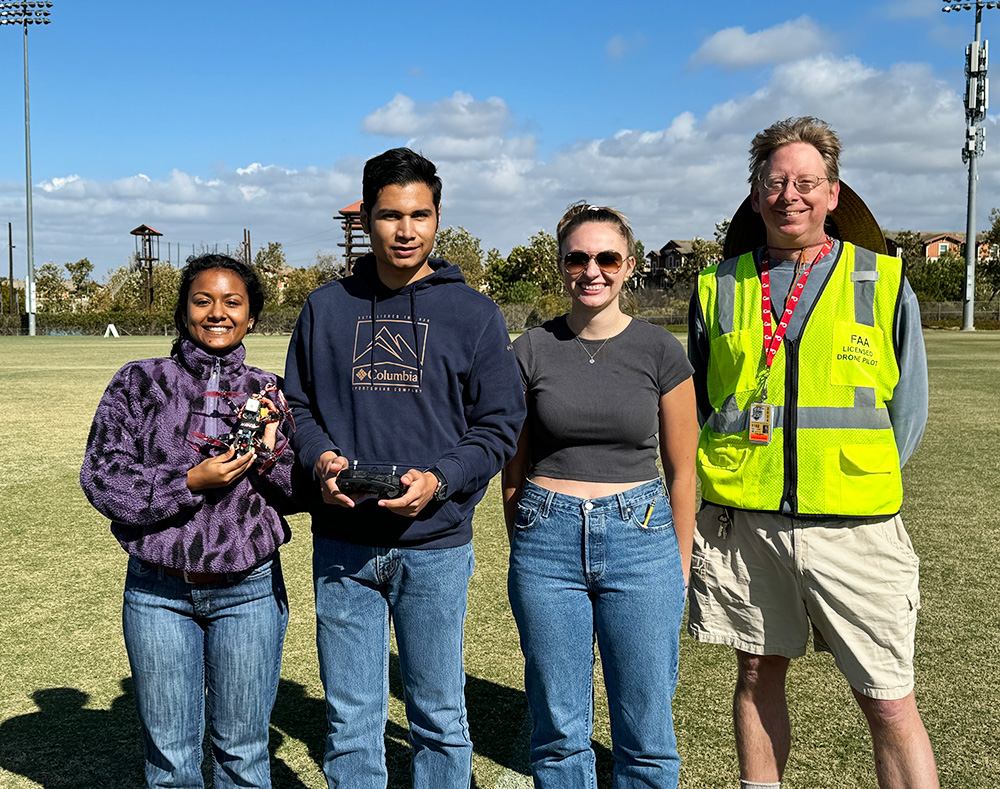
369,288,377,386
410,288,421,388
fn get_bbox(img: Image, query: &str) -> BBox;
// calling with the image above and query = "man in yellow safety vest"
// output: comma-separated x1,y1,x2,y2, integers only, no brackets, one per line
687,117,937,789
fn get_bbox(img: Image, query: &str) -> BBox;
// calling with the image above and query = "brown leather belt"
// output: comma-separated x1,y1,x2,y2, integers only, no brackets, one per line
162,566,228,584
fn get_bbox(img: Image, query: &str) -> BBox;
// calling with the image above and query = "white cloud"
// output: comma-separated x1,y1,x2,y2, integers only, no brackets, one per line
38,174,82,192
690,17,830,70
1,163,360,276
1,58,984,281
362,91,511,139
362,94,422,137
417,135,538,162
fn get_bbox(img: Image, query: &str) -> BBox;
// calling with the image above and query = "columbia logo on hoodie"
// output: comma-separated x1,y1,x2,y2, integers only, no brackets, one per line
353,316,429,391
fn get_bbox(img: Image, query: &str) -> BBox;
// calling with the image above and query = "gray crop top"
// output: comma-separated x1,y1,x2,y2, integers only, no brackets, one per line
513,316,693,483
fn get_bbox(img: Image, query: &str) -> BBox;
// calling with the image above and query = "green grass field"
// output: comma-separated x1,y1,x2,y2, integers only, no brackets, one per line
1,332,997,788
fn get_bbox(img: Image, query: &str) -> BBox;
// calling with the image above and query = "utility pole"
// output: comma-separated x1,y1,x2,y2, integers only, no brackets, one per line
942,0,997,330
8,222,14,315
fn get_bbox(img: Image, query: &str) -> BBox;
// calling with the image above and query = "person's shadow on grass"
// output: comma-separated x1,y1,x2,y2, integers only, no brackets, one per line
0,680,144,788
269,652,593,789
1,671,613,788
0,679,322,789
269,676,417,788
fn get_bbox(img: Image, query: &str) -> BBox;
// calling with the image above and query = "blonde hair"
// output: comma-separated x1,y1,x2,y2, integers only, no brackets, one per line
556,201,635,257
749,116,842,185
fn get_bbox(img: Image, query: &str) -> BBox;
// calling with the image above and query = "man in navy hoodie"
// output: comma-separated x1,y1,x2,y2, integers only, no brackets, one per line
284,147,526,788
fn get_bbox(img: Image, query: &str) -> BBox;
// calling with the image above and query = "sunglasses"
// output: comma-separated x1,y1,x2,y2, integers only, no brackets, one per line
561,251,624,275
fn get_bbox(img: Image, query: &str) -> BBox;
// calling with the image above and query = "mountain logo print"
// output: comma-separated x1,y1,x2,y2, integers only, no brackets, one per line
352,318,428,391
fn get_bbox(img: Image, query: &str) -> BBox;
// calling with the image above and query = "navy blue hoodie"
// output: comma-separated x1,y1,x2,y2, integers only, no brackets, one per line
284,254,526,548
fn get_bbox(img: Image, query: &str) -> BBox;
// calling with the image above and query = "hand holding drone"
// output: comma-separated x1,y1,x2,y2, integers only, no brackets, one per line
191,383,296,473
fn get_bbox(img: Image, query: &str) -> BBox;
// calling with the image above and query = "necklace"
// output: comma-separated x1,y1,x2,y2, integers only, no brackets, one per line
575,335,611,364
571,314,629,364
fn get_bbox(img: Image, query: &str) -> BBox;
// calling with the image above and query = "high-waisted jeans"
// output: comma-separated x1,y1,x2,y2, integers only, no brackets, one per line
508,479,685,789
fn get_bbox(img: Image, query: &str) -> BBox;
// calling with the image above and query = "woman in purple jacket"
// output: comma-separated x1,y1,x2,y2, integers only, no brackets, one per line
81,254,296,789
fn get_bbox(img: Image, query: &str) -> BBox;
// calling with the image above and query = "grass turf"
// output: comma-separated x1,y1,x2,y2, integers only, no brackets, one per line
0,331,996,788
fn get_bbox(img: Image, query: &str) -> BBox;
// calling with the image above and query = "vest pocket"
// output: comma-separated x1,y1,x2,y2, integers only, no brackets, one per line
700,439,748,470
709,330,759,397
830,321,884,389
698,436,749,509
824,444,900,514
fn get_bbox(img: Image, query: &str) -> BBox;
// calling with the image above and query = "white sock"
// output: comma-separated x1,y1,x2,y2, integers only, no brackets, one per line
740,782,780,789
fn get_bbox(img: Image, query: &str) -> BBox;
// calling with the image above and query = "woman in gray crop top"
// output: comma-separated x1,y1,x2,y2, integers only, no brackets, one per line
503,202,698,788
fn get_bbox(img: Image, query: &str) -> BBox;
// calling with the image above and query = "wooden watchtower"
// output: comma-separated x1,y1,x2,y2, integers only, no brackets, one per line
130,224,163,312
337,201,370,274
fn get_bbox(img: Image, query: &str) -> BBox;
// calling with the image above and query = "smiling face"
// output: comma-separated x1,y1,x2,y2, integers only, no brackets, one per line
360,181,440,290
560,221,636,312
184,268,253,354
751,141,840,249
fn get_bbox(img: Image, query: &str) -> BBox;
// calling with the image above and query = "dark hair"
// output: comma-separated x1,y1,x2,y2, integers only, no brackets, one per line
362,147,442,214
556,200,635,257
172,253,265,355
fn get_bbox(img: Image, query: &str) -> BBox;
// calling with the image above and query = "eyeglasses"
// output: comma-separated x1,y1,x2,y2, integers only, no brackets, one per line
561,251,624,274
759,175,829,194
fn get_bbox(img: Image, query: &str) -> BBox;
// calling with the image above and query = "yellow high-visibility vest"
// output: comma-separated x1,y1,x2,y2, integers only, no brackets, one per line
696,242,904,517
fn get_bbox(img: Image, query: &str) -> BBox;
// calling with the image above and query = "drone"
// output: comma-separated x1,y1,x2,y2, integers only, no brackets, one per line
190,383,295,473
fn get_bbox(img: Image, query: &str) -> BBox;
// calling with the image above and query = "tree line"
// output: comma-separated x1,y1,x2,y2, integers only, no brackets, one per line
7,212,1000,325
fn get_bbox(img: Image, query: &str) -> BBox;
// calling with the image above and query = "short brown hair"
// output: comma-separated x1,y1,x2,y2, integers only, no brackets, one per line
748,116,842,185
556,201,635,257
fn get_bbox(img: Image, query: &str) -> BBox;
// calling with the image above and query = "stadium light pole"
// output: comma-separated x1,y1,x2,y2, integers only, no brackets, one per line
942,0,996,331
0,1,51,337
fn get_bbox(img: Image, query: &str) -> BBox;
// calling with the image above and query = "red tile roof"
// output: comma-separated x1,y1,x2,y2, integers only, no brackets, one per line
129,224,163,236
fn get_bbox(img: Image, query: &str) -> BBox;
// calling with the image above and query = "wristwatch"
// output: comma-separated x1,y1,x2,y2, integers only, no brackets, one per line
428,467,448,501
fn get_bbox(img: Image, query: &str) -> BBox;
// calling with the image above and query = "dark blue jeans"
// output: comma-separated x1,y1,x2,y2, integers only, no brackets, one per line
122,555,288,789
508,479,685,788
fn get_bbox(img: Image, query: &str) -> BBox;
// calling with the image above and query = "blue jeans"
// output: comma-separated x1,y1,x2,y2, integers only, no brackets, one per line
122,554,288,789
313,537,475,789
508,479,685,789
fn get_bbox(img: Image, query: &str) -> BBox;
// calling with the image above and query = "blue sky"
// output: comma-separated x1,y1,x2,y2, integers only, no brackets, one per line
0,0,994,278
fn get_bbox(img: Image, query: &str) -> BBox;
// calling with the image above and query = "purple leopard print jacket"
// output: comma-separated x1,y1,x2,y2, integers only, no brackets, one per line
81,339,297,573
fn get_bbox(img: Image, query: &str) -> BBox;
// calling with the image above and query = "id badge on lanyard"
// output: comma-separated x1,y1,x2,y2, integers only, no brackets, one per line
751,239,833,445
748,401,773,445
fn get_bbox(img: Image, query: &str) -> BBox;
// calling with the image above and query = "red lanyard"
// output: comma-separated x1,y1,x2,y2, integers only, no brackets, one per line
760,237,833,370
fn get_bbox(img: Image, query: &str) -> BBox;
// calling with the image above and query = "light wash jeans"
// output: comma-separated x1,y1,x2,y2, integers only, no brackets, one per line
312,536,475,789
122,554,288,789
508,479,685,789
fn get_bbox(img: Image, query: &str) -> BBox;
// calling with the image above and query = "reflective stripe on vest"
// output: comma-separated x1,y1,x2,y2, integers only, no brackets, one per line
696,242,904,517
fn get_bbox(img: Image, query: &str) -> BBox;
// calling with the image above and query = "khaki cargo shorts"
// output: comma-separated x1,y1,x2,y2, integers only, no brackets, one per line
687,505,921,700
